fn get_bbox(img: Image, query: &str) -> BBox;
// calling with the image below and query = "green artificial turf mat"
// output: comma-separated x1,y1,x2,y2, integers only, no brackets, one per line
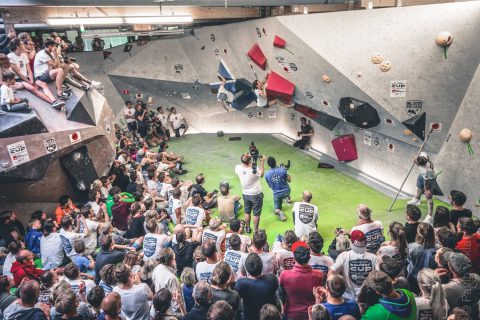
167,133,446,247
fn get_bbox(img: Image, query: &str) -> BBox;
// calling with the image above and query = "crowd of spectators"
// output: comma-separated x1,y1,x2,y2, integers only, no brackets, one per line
0,29,480,320
0,30,100,114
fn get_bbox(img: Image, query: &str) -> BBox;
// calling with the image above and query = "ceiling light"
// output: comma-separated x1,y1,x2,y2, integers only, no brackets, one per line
47,17,124,26
124,16,193,24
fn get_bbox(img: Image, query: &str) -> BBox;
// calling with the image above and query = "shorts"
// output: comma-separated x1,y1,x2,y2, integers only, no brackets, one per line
36,71,54,83
127,121,137,132
243,192,263,216
273,190,290,210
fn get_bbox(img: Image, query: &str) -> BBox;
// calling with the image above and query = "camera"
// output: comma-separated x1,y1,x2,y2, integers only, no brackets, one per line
280,160,291,170
249,142,260,174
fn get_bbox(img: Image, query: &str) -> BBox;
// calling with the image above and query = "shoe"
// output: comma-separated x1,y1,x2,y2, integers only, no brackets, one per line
245,226,252,234
407,197,421,206
51,101,65,111
81,85,91,91
90,80,102,88
58,92,72,100
62,85,72,92
284,197,292,204
0,110,6,115
278,211,287,222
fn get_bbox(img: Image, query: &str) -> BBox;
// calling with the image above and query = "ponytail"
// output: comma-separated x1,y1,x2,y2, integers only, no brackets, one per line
418,268,446,320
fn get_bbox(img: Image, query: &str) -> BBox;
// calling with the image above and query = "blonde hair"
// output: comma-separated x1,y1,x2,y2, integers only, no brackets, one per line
417,268,446,320
336,234,351,253
181,267,196,286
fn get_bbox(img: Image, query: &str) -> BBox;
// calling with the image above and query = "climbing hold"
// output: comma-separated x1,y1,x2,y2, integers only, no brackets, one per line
459,128,474,155
147,97,153,105
357,72,363,77
403,129,413,136
322,75,331,83
379,61,392,72
436,31,453,46
371,53,383,64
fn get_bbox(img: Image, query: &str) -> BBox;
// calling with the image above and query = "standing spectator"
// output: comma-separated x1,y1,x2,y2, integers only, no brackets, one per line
455,217,480,274
416,268,448,320
407,223,436,295
10,250,45,287
95,235,126,283
195,240,220,283
292,191,319,238
123,101,137,139
308,231,334,285
350,204,384,253
259,304,281,320
240,230,277,276
111,193,132,231
91,37,105,51
134,102,148,140
331,230,377,300
210,262,240,318
265,156,291,222
33,38,72,100
293,117,314,150
235,253,279,320
208,301,234,320
361,271,417,320
39,220,64,270
404,205,422,244
181,268,197,312
278,241,323,320
314,275,361,320
449,190,472,227
183,281,212,320
443,252,480,320
152,248,186,317
169,107,188,137
235,153,266,233
156,106,171,139
113,263,153,320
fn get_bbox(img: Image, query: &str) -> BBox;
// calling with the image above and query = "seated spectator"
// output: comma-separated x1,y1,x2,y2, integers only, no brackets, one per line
379,256,410,290
152,248,185,316
110,192,133,231
241,230,277,276
202,218,226,254
272,230,297,272
328,231,351,262
377,222,408,268
189,174,217,210
11,249,45,287
308,304,332,320
404,205,421,244
416,268,448,320
331,230,377,301
259,304,281,320
100,292,122,320
2,280,49,320
24,219,42,258
208,301,234,320
3,241,21,278
314,274,361,320
181,267,197,313
124,202,146,239
225,219,250,252
308,231,334,285
59,215,90,259
217,182,241,222
350,204,384,253
184,194,207,240
173,225,202,277
0,211,17,248
113,263,153,320
224,234,247,279
62,262,95,299
210,262,240,317
196,240,220,283
183,280,212,320
1,71,31,113
72,241,95,275
143,219,172,262
292,191,319,238
235,253,279,320
0,275,16,315
407,222,436,294
449,190,472,227
447,308,472,320
152,288,186,320
95,235,126,283
54,195,78,224
443,251,480,320
436,227,459,250
455,217,480,274
54,289,87,320
99,264,116,294
429,206,455,232
7,39,65,110
361,270,417,320
279,241,323,320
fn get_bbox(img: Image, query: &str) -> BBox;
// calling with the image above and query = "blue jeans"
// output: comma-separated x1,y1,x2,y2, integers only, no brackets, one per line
233,200,240,218
273,190,291,210
2,101,29,112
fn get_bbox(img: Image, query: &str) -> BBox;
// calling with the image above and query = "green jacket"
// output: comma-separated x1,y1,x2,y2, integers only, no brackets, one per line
362,289,417,320
106,192,135,217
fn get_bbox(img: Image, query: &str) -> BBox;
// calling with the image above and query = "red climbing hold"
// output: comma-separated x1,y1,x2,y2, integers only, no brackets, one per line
273,35,286,49
247,43,267,70
266,71,295,101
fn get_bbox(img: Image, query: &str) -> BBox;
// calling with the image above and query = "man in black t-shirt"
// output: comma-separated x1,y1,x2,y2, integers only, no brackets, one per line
293,117,314,150
190,174,217,210
449,190,472,227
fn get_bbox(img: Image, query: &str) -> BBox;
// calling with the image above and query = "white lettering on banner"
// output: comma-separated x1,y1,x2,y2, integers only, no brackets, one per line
7,141,29,166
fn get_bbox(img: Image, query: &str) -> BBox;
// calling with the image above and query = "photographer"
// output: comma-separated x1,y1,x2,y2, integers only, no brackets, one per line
134,102,148,140
265,156,291,222
235,149,266,233
293,117,314,150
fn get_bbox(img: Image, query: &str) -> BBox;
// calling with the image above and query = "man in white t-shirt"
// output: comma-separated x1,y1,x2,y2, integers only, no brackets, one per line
307,231,333,285
169,107,188,137
78,206,102,256
59,215,91,259
202,218,226,253
292,191,318,238
235,153,266,233
156,106,171,139
225,219,251,252
40,220,65,270
349,204,384,254
33,38,71,100
240,230,278,276
169,187,183,224
123,101,137,137
331,230,378,301
224,234,247,279
272,230,297,272
195,240,219,283
143,220,172,262
184,194,206,240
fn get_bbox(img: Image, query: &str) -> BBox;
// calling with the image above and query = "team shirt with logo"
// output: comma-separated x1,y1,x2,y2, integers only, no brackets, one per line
78,219,100,256
331,250,378,301
143,233,171,261
293,202,319,238
59,229,84,257
185,206,205,227
308,254,334,285
169,113,184,129
195,261,219,283
225,233,251,252
350,221,384,253
224,249,247,278
272,243,295,273
202,228,226,253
